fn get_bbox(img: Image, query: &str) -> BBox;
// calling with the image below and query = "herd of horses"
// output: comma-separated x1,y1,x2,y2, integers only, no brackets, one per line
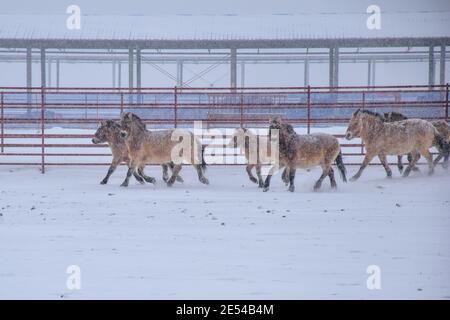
91,110,450,192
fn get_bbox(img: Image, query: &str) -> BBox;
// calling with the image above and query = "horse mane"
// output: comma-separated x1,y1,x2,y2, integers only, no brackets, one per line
355,109,384,121
127,113,147,131
383,111,408,122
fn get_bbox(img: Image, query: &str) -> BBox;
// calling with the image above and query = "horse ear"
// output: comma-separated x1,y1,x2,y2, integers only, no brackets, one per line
270,116,282,125
353,108,361,115
100,120,107,126
127,112,134,120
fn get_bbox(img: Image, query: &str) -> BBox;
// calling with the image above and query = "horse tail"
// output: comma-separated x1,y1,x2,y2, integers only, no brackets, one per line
201,144,207,171
434,131,449,159
335,150,347,182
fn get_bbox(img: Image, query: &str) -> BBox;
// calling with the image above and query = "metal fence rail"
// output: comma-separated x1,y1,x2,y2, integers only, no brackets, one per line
0,84,448,172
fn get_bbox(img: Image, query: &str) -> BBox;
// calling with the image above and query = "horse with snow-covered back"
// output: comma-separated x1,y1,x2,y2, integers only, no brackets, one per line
345,109,447,181
92,120,183,185
119,112,208,187
263,117,347,192
383,111,450,170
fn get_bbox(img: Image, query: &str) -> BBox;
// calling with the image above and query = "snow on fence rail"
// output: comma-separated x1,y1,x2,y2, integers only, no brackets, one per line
0,85,448,173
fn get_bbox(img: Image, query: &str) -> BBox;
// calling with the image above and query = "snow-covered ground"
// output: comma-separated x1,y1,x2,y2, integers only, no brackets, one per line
0,163,449,299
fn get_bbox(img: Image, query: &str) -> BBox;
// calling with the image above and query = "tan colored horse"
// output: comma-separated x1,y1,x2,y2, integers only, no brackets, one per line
92,120,183,185
264,118,346,192
345,109,445,180
228,127,275,188
383,111,449,170
119,112,208,187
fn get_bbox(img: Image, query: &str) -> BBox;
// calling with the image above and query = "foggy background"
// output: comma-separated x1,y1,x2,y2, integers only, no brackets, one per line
0,0,449,87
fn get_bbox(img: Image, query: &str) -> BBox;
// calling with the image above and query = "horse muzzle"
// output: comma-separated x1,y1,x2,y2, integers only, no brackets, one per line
120,130,128,138
345,132,353,140
91,138,100,144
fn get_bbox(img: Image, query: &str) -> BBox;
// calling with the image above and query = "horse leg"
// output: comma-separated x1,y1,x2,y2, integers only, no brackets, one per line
288,168,296,192
397,155,403,174
314,166,330,191
350,153,375,181
168,161,184,182
408,153,420,172
263,165,282,192
167,164,182,187
419,148,434,176
100,159,120,185
282,167,291,186
195,164,209,185
378,154,392,178
328,167,337,189
138,166,156,184
162,164,169,182
255,165,264,188
120,162,137,187
402,152,420,177
246,164,258,184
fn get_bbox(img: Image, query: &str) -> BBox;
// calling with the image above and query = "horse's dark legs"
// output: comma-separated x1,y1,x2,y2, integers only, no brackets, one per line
433,142,450,169
167,164,183,187
407,153,421,172
281,167,290,186
162,164,169,182
328,167,337,189
168,161,184,182
288,168,296,192
314,167,330,191
100,159,120,184
263,165,281,192
350,153,375,181
246,164,258,184
378,154,392,178
402,152,420,177
255,165,264,188
397,155,403,174
137,166,156,184
195,164,209,185
121,166,136,187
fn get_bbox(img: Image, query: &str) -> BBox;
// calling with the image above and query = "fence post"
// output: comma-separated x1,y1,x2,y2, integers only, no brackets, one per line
307,85,311,134
1,92,4,153
240,93,244,127
40,86,45,174
446,83,449,121
120,93,124,115
174,86,178,128
361,91,365,155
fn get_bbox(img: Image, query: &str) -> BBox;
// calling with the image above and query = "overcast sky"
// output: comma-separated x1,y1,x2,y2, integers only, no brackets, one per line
2,0,450,15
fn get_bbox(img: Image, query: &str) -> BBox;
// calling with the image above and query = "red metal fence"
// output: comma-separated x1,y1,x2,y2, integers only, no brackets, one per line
0,84,448,172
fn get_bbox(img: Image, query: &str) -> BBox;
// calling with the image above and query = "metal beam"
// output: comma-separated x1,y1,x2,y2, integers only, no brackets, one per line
128,48,134,88
304,58,309,86
440,45,446,85
333,47,339,87
136,48,141,89
177,60,183,87
230,48,237,88
329,48,334,87
56,59,60,88
40,48,46,87
429,46,435,87
240,62,245,87
2,37,450,50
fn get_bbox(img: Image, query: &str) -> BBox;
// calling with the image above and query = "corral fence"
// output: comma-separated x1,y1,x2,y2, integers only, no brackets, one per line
0,84,448,172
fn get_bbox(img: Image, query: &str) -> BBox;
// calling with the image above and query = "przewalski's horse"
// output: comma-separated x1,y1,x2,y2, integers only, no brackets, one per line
228,127,276,188
345,109,446,180
384,111,450,169
263,118,347,192
119,112,208,187
92,120,183,184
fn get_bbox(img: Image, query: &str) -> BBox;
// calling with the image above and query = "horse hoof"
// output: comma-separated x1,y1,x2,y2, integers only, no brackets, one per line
288,186,295,192
258,182,264,188
201,178,209,185
249,177,258,184
349,176,358,182
100,180,107,185
176,176,184,183
262,187,269,192
120,183,128,187
145,177,156,184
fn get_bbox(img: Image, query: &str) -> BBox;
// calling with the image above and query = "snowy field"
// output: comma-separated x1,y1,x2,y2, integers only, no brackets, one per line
0,163,449,299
